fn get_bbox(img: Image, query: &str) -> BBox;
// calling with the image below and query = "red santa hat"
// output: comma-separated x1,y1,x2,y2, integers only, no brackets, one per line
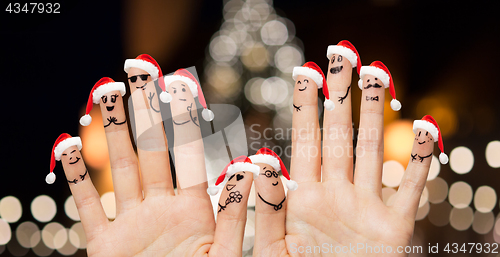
249,148,298,191
207,155,260,196
161,68,214,121
79,77,126,126
413,115,448,164
124,54,162,80
47,133,82,184
292,62,334,111
358,61,401,111
326,40,362,74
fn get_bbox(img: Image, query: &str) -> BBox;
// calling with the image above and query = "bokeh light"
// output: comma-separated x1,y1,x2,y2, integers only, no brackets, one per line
0,196,22,223
450,146,474,174
15,221,40,248
384,120,414,165
486,141,500,168
472,211,494,234
382,160,405,188
56,231,78,256
260,20,288,45
0,219,11,245
244,77,266,105
41,222,65,249
426,177,448,204
427,155,440,181
415,201,430,221
32,239,54,256
419,186,429,208
31,195,57,223
382,187,397,205
261,77,290,106
101,192,116,219
64,196,80,221
210,35,238,62
428,201,451,227
449,206,474,231
69,222,86,249
474,186,497,213
241,42,269,71
274,45,304,73
449,181,473,209
80,106,109,169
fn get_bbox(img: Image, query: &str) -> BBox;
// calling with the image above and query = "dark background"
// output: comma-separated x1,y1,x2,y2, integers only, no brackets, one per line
1,0,499,256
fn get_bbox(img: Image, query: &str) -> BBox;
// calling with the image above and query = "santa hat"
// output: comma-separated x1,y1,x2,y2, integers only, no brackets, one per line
47,133,82,184
358,61,401,111
207,155,260,196
292,62,334,111
249,148,298,191
161,68,214,121
326,40,362,74
79,77,126,126
413,115,448,164
124,54,162,80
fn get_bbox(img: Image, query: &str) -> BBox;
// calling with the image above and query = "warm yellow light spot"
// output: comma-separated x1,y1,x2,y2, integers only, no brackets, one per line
426,177,448,204
382,160,405,188
450,147,474,174
415,201,430,221
384,120,414,165
0,218,11,245
472,211,494,234
64,196,80,221
428,201,451,227
0,196,22,223
79,106,109,170
16,221,40,248
486,141,500,168
449,181,473,208
428,106,457,137
31,195,57,223
474,186,497,213
449,206,474,231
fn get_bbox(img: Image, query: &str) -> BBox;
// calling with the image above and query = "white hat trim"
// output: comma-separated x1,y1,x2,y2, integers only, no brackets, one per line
249,154,280,172
292,67,324,89
92,82,126,104
358,66,390,89
226,162,260,178
163,75,199,98
54,137,82,161
326,45,358,68
413,120,439,141
124,59,160,80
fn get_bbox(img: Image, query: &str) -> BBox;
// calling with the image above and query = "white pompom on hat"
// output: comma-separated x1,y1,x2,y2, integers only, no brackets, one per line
292,62,333,111
161,68,214,121
249,147,298,191
358,61,401,111
207,156,260,196
47,133,82,184
80,77,126,126
413,115,448,164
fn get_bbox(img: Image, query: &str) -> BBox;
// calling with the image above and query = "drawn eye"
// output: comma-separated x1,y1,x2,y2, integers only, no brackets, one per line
228,174,236,181
367,79,370,83
182,88,186,92
101,95,107,103
338,55,343,62
331,55,335,64
173,89,177,94
272,171,279,178
297,81,301,84
304,79,309,83
264,170,273,178
425,131,429,136
375,78,378,80
62,153,67,156
111,94,118,103
418,131,421,137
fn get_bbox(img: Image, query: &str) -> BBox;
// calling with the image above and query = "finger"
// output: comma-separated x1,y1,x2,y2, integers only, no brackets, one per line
290,72,321,183
99,86,142,215
60,145,108,241
127,75,174,197
167,75,209,197
252,163,286,255
392,128,434,220
213,171,253,256
353,74,385,196
322,52,354,183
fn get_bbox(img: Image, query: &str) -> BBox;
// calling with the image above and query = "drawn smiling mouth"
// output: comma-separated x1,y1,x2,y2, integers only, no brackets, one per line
179,99,187,101
418,141,426,145
298,86,307,91
106,106,115,111
172,119,190,125
330,66,343,74
272,181,278,186
69,157,81,165
136,83,147,90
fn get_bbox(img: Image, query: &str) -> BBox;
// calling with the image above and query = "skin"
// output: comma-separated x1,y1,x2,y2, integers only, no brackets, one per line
215,170,254,256
411,128,434,162
61,76,245,256
292,74,318,112
252,60,434,256
60,145,87,185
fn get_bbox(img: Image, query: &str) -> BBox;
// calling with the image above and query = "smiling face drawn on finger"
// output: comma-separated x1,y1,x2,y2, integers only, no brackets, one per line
169,80,199,127
60,145,88,185
329,54,346,75
218,171,252,213
127,67,153,92
410,128,434,163
253,163,286,211
99,90,127,129
293,74,318,112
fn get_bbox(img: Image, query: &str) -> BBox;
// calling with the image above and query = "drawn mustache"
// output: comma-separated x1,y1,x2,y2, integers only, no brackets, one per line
103,116,126,127
329,65,343,74
363,83,382,89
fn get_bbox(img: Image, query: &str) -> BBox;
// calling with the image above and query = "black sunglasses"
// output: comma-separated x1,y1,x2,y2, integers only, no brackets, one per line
128,74,150,83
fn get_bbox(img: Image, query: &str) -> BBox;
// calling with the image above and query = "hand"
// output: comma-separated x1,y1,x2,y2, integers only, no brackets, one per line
61,77,248,257
252,59,431,256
